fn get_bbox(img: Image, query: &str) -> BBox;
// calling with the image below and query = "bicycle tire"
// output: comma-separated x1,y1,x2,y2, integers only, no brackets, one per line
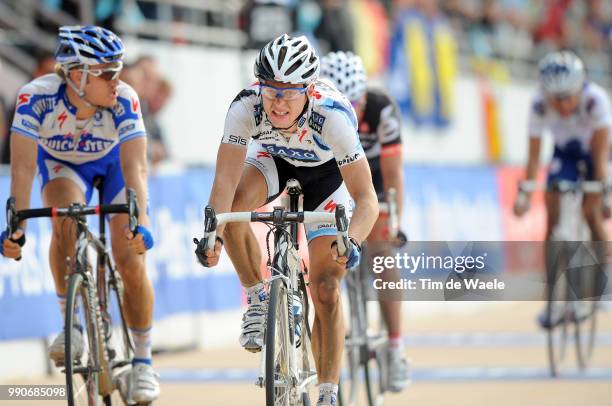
296,275,316,405
266,278,291,406
65,272,101,406
546,244,570,377
574,260,598,370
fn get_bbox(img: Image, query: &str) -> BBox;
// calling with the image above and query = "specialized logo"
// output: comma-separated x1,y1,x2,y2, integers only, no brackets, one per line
299,129,308,143
261,144,320,162
58,111,68,129
52,164,63,174
41,133,114,153
17,94,31,106
131,97,139,113
308,111,326,133
257,151,272,158
323,199,337,213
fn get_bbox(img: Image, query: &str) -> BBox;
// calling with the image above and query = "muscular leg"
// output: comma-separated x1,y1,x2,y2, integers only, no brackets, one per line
583,193,607,241
42,178,86,296
110,214,153,329
308,235,346,383
224,164,268,287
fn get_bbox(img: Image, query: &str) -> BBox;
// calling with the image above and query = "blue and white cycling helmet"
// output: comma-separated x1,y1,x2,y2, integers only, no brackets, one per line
538,51,585,96
320,51,367,102
55,25,124,68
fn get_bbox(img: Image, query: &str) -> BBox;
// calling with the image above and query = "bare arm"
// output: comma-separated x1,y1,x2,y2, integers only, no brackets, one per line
590,127,609,182
10,133,38,229
380,151,404,219
339,158,379,244
208,143,248,236
120,137,150,226
525,136,542,183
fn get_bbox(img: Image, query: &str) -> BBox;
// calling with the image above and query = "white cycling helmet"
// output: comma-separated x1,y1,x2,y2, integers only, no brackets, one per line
320,51,367,102
538,50,585,96
254,34,320,85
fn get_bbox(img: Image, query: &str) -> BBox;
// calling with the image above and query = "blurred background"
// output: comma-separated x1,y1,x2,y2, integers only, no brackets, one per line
0,1,611,405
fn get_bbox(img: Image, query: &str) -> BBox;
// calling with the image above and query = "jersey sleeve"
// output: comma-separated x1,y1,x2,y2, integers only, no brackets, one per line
527,96,547,137
377,99,402,157
10,83,45,141
587,87,612,131
221,90,257,148
113,84,147,143
323,103,365,167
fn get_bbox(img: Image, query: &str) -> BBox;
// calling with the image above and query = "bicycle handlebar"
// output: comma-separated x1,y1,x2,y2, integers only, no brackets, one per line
198,204,350,256
5,188,140,261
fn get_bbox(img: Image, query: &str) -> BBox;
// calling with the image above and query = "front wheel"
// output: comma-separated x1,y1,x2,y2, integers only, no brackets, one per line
266,278,291,406
65,273,101,406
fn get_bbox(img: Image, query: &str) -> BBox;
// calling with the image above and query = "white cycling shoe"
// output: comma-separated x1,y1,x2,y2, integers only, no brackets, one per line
48,326,84,367
117,363,160,404
239,301,268,352
387,349,412,393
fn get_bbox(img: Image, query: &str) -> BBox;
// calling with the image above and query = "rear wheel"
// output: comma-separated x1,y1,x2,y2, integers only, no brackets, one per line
546,244,571,377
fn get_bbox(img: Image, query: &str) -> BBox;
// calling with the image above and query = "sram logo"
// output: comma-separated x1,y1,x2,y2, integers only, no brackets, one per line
261,144,320,162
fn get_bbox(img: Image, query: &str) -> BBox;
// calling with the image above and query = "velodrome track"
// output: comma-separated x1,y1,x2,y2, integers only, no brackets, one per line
2,302,611,406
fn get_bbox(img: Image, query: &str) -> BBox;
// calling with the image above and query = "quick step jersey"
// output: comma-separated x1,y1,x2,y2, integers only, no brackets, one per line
11,73,146,165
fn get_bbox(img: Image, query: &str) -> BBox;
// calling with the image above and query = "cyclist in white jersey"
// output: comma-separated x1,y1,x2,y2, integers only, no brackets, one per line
0,26,159,402
321,50,411,392
195,34,378,406
514,51,611,327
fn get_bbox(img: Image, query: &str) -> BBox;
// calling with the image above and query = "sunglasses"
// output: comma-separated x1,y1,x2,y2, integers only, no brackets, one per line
80,62,123,81
259,84,308,101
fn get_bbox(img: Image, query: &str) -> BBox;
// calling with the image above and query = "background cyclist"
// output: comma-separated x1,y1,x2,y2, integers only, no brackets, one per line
514,50,611,327
195,34,378,406
0,25,159,403
320,50,411,392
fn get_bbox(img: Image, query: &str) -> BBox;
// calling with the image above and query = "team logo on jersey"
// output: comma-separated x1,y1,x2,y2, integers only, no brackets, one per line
257,151,271,158
261,144,320,162
58,111,68,129
131,97,139,113
21,119,39,132
299,129,308,143
337,152,362,166
17,94,31,106
41,133,114,153
254,103,263,126
323,199,337,213
308,112,326,133
298,116,306,127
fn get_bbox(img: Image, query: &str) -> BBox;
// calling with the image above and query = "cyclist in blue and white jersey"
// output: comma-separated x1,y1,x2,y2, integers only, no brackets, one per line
0,26,159,402
195,34,378,406
514,50,611,327
321,50,410,392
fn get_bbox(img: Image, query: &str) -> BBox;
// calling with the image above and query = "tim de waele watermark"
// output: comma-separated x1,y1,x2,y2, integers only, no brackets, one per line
371,252,505,291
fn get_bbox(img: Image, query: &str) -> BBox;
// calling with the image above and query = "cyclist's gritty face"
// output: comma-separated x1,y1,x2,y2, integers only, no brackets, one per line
69,62,122,108
547,92,580,117
261,80,312,130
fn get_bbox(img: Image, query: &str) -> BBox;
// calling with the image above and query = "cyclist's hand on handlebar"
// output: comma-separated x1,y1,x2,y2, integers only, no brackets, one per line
513,195,531,217
194,236,223,267
331,237,361,269
1,229,25,259
124,225,154,255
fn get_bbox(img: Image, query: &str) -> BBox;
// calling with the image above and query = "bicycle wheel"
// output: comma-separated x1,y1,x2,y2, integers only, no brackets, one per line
266,278,291,406
546,245,571,377
572,250,599,370
363,328,387,406
339,270,366,406
296,276,316,406
65,273,102,406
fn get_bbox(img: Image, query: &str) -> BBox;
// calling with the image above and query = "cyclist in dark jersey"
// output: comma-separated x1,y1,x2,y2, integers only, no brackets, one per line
321,51,410,392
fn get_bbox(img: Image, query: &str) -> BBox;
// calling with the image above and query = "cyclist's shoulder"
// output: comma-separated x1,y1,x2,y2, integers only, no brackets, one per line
365,86,394,107
580,82,611,113
529,91,548,118
116,81,139,100
311,79,357,130
230,82,260,108
17,74,62,99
